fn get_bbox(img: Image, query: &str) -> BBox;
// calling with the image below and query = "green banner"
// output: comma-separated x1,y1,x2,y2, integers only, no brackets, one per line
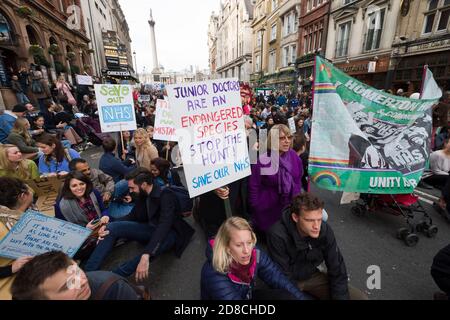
310,56,441,194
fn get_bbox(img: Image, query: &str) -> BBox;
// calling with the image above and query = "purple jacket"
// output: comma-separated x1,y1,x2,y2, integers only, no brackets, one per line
248,149,303,232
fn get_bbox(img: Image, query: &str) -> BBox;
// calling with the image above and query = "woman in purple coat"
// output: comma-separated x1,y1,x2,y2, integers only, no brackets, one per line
248,124,303,233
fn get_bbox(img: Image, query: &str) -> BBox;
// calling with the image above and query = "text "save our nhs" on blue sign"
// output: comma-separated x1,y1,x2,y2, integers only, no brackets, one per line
101,105,134,123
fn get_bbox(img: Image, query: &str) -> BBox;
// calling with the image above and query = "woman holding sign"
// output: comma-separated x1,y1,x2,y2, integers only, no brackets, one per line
248,124,303,235
133,128,158,171
0,177,35,299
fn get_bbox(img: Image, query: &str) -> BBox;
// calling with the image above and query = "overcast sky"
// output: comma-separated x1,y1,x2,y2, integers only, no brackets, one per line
120,0,220,73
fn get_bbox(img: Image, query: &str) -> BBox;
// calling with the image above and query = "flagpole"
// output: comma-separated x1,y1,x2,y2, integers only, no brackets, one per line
419,65,428,99
307,54,318,193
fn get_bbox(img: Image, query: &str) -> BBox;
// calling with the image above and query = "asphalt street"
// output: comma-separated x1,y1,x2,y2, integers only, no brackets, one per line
82,145,450,300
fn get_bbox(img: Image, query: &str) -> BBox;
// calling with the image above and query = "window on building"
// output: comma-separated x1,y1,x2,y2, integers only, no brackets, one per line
291,44,297,64
257,30,262,46
336,21,351,57
343,0,355,4
423,0,450,34
438,7,450,30
255,54,261,71
269,51,276,73
282,46,289,67
365,8,385,51
272,0,277,11
271,24,277,41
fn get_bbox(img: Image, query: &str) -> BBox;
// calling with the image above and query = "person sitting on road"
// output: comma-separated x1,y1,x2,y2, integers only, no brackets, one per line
150,157,182,187
0,177,35,299
82,168,195,282
11,251,141,300
0,144,39,180
7,117,41,160
201,217,311,300
267,193,367,300
421,138,450,190
100,137,135,184
0,104,28,144
70,158,134,220
431,244,450,300
36,134,80,176
54,171,110,260
133,128,158,172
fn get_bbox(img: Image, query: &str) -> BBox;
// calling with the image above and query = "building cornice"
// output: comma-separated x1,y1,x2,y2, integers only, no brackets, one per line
21,0,91,42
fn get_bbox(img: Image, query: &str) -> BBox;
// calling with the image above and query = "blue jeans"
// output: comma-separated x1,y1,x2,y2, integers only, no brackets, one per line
16,92,30,104
83,221,177,277
108,180,134,219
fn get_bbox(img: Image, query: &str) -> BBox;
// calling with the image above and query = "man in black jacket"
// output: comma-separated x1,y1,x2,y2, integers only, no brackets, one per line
267,193,367,300
431,244,450,300
83,168,195,282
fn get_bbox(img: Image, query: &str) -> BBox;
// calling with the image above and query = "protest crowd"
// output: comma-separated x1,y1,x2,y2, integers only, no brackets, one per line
1,60,450,302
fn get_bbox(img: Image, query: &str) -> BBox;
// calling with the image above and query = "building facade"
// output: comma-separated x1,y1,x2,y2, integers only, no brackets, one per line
80,0,135,83
207,13,219,79
296,0,330,91
0,0,92,109
213,0,254,82
391,0,450,93
325,0,401,89
250,0,300,91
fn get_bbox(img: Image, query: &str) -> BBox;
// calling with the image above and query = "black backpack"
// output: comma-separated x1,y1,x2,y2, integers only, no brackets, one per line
162,185,193,217
31,78,43,94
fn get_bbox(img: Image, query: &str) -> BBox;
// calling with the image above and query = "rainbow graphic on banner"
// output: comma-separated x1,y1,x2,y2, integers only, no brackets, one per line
314,83,336,94
309,157,349,168
312,171,342,187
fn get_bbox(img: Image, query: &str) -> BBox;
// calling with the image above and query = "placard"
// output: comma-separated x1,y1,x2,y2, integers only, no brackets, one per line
0,210,91,259
153,99,177,142
288,117,297,134
166,78,251,197
26,175,66,217
95,84,137,133
76,74,93,86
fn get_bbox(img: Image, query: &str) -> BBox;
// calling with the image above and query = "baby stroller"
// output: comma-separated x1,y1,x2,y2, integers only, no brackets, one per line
351,193,438,247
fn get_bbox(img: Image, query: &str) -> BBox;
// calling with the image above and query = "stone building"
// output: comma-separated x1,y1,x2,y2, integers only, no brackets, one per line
325,0,401,89
0,0,92,109
391,0,450,93
211,0,254,82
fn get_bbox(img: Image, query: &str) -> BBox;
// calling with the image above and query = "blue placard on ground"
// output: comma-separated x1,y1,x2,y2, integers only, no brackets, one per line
0,210,92,259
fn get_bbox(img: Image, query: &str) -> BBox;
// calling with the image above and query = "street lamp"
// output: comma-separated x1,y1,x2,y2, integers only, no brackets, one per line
133,51,138,77
259,27,266,85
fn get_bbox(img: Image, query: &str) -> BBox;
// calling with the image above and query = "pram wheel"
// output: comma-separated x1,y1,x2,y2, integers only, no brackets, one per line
351,206,365,217
396,227,409,240
404,233,419,247
425,225,438,238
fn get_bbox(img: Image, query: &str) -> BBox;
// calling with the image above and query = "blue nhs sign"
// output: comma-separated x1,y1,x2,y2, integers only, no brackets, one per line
102,105,134,123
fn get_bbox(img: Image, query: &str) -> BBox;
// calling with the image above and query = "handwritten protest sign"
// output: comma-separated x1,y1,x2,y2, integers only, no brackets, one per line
153,99,177,142
288,117,297,134
138,95,151,102
166,78,251,198
26,175,66,217
76,74,93,86
0,210,91,259
95,84,137,133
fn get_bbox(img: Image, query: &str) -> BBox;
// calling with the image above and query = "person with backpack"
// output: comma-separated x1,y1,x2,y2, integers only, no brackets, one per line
11,251,145,300
83,168,195,282
150,157,183,187
35,133,80,176
31,71,51,113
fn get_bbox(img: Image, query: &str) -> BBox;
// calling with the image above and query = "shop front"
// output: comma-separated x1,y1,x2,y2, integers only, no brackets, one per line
334,55,391,90
393,50,450,94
